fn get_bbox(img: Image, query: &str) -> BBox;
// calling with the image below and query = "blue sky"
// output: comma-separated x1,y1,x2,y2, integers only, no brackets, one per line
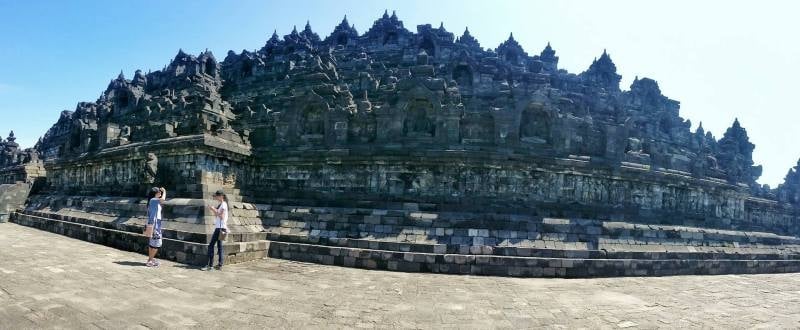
1,0,798,186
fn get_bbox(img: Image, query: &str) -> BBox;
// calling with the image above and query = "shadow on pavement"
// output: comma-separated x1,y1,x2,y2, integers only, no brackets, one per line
171,264,202,270
113,261,147,267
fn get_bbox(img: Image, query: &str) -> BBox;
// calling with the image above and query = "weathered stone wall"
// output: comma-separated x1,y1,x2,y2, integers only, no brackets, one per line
25,134,252,240
43,134,249,199
0,162,46,185
237,152,765,231
0,158,47,222
745,197,800,235
0,183,31,222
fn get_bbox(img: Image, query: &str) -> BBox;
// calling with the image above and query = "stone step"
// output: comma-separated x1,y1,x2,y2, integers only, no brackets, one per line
266,233,800,261
11,212,270,266
232,203,800,246
253,218,800,249
20,209,211,244
267,240,800,278
13,209,800,278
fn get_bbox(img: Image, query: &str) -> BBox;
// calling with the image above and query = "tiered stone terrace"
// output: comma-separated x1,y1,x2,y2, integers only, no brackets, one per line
12,195,800,277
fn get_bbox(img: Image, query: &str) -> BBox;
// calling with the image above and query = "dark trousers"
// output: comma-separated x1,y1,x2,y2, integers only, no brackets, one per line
207,228,224,266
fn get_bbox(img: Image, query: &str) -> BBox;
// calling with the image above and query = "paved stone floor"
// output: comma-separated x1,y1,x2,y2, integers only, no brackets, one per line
2,223,800,329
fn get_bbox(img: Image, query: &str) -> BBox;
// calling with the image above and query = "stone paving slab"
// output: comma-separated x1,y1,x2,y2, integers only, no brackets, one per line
1,222,800,329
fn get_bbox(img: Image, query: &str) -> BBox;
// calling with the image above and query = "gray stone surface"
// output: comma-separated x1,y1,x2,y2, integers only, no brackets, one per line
2,222,800,329
0,183,31,223
3,12,800,276
24,12,796,226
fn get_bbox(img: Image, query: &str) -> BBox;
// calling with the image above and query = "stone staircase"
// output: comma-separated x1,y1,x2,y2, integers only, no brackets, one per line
12,194,800,277
11,195,270,265
231,202,800,277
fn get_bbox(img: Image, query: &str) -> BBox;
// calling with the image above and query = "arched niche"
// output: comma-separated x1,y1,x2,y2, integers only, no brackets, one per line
658,116,672,136
460,112,494,144
520,104,552,144
301,106,325,135
204,59,217,76
452,65,473,87
348,113,376,144
505,51,519,63
116,91,130,108
111,90,135,118
68,128,82,152
298,104,327,145
383,32,399,45
336,34,348,46
241,60,254,78
403,99,435,138
419,37,435,57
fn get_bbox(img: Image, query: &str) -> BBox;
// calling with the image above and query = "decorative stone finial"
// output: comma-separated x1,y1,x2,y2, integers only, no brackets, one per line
541,42,556,58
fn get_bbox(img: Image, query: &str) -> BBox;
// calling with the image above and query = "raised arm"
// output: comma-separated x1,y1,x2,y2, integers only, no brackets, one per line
208,203,219,215
219,207,227,229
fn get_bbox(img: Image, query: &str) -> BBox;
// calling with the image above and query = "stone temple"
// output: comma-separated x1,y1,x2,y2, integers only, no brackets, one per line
4,11,800,277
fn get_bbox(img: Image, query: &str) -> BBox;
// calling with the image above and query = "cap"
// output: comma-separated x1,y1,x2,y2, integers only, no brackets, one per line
213,189,225,196
151,187,161,193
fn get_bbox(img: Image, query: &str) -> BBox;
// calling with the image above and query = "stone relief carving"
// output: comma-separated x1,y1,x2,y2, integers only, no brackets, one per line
142,153,158,184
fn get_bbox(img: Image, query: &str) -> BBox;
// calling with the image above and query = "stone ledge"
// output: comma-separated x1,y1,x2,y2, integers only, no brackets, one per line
265,233,800,261
267,241,800,278
19,208,212,244
10,212,269,266
235,202,800,245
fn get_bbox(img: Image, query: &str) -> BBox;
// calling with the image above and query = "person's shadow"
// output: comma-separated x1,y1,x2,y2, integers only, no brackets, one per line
113,261,147,267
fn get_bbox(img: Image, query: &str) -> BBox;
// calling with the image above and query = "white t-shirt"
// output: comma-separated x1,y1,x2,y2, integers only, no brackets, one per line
214,201,229,229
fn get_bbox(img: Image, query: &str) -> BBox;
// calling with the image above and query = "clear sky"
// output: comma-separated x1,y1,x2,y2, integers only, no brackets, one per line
1,0,798,186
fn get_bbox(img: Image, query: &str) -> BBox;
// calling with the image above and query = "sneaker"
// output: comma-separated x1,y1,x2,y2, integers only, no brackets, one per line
146,260,156,267
201,265,213,271
153,260,161,267
214,264,223,271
